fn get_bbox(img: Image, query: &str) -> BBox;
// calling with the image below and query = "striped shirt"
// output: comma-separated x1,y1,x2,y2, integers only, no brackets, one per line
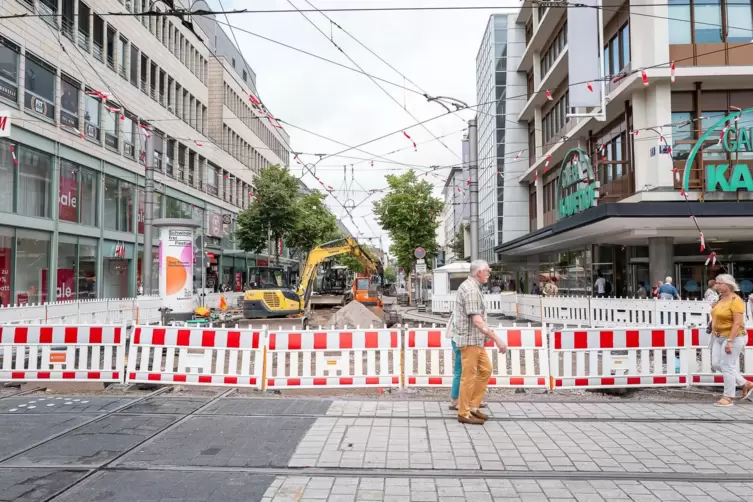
452,276,487,347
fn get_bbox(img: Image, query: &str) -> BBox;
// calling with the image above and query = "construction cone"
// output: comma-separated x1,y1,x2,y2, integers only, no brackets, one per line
219,293,228,311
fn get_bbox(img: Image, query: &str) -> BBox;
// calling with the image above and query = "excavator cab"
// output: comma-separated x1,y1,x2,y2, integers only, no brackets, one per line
353,275,382,307
243,266,302,318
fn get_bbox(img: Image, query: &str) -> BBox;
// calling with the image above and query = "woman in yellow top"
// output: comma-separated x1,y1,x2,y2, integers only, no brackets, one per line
711,274,753,406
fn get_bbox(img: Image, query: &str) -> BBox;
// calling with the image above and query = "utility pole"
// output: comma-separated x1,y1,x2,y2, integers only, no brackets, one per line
141,136,155,295
468,117,479,261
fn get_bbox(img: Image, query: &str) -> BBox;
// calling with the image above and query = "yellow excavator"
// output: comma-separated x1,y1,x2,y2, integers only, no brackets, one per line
243,237,383,319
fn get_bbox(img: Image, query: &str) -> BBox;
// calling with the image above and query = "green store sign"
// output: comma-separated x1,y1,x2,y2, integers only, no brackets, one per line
682,108,753,193
557,148,600,219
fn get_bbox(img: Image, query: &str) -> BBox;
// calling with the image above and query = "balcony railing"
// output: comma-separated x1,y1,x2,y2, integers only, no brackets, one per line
62,18,75,41
158,93,165,107
149,87,157,101
77,30,89,51
107,55,116,71
119,65,127,79
140,79,147,94
93,40,104,61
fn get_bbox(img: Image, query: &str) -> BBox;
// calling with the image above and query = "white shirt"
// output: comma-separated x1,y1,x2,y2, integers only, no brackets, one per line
595,277,606,294
704,288,719,303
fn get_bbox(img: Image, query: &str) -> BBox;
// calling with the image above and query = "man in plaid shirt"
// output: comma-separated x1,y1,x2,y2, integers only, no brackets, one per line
453,260,507,424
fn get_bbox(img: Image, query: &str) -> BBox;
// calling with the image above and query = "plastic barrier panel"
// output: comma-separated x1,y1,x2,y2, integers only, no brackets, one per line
687,327,753,386
266,328,401,389
550,327,689,389
589,298,655,326
541,296,590,324
126,325,264,388
136,296,163,325
0,324,125,382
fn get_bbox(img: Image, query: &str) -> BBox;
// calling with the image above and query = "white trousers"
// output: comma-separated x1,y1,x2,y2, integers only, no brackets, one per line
711,335,748,398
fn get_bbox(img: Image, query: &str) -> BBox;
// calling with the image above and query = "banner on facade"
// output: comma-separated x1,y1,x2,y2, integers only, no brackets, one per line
567,0,602,108
41,268,76,302
0,112,10,137
159,226,194,301
59,171,78,222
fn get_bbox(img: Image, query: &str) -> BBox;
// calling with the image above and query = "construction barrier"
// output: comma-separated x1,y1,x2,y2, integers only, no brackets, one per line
0,324,125,383
404,325,550,389
266,327,401,389
550,326,689,389
126,325,265,388
687,327,753,386
136,296,162,324
541,296,589,324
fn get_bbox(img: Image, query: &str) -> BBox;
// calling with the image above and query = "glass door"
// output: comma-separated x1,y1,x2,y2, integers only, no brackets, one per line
677,263,704,300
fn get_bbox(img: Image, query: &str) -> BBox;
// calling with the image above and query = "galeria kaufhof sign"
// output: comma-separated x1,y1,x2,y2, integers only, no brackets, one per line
683,108,753,193
557,148,600,220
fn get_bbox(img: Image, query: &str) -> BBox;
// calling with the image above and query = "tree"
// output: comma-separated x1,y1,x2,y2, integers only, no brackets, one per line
451,223,467,259
285,191,340,260
336,247,378,274
372,171,444,272
384,266,397,283
236,165,300,262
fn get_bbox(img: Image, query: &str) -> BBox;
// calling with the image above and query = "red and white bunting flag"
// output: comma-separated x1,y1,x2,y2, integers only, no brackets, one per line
700,232,705,252
73,127,85,140
705,251,717,267
600,144,607,160
731,105,742,122
86,90,109,100
327,185,334,190
544,155,551,171
545,89,553,100
249,93,262,106
402,131,417,151
586,82,593,92
534,170,538,182
266,113,283,129
194,141,203,147
670,62,676,83
105,105,121,114
370,160,374,167
633,130,639,136
9,145,17,166
641,70,649,86
514,150,523,160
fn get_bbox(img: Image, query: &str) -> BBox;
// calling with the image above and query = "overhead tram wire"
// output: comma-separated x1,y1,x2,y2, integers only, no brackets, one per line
286,0,463,161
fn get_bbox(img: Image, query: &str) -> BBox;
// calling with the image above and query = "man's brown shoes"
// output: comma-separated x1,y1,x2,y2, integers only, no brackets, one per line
470,409,489,421
457,414,485,425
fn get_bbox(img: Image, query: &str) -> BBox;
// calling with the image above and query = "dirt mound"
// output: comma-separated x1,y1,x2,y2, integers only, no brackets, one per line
326,301,383,329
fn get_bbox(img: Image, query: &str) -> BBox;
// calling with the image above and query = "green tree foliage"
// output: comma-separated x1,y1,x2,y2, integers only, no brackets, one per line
451,223,467,259
285,191,340,260
336,247,378,274
384,266,398,283
372,171,443,272
236,165,301,262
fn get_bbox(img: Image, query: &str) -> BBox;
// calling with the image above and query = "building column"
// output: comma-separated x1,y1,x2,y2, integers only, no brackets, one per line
535,172,544,230
649,237,674,285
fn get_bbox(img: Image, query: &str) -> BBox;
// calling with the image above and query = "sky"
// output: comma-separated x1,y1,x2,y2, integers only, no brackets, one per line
208,0,516,253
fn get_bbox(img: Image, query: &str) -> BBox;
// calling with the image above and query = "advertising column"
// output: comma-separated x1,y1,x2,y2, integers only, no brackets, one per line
155,220,199,313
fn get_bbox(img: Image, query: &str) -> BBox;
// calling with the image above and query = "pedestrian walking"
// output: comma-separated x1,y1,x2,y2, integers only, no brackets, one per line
657,276,681,300
704,279,719,303
594,272,606,298
452,260,507,425
542,278,558,297
710,274,753,407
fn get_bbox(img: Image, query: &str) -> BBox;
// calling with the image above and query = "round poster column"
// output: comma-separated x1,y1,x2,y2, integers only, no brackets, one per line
153,219,201,314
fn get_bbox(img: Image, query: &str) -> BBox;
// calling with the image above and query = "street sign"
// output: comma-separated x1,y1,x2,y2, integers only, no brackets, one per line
416,263,427,273
416,259,425,264
414,247,426,259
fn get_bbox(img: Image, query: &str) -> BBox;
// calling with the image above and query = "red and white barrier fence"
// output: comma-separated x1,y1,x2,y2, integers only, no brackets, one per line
687,327,753,386
265,327,401,389
0,324,125,382
404,325,549,389
550,327,689,389
126,325,265,388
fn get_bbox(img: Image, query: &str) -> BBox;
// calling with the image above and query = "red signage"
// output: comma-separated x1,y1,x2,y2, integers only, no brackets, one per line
235,271,242,292
207,212,222,237
257,259,268,266
59,171,78,222
42,268,76,302
0,247,10,306
138,195,145,234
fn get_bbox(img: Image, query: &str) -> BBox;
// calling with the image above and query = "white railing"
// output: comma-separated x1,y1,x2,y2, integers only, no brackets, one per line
432,293,713,327
0,297,169,325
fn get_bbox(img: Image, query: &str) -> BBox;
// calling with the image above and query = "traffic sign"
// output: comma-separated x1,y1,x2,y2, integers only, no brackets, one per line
416,259,425,264
416,263,427,273
414,247,426,259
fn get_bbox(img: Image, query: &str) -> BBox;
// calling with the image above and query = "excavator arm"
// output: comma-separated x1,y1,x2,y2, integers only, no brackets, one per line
297,237,383,311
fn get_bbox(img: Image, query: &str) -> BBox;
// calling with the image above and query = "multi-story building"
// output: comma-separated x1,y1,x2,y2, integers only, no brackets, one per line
0,0,291,304
494,1,753,298
441,135,470,262
475,14,527,263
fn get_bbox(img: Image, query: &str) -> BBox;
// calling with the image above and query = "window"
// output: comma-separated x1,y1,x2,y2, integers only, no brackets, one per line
542,91,570,145
604,23,630,76
77,2,90,50
166,138,175,177
16,230,50,305
103,175,133,232
104,103,119,150
130,45,139,86
60,75,79,130
242,69,247,82
0,36,20,103
119,36,128,78
153,132,163,171
57,235,77,300
695,0,723,43
18,146,52,218
137,188,162,234
84,91,100,141
123,114,135,158
80,167,98,226
58,160,78,223
0,139,15,213
728,0,753,42
24,53,56,120
206,163,218,196
540,23,567,77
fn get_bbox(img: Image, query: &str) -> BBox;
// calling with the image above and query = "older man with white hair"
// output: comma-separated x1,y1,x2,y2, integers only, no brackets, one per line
452,259,507,425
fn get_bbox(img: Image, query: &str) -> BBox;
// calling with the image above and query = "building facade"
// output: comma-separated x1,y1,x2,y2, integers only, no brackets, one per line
494,0,753,299
0,0,292,304
441,136,470,262
475,14,528,263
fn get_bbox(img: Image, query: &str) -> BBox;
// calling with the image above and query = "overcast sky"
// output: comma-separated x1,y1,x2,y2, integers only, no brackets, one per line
211,0,515,252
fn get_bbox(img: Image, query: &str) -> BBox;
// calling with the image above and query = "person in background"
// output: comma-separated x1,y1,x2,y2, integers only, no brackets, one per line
657,277,681,300
710,274,753,406
531,282,541,295
636,283,648,298
490,282,501,294
542,278,558,297
594,272,606,298
652,280,663,298
452,260,507,425
704,279,719,303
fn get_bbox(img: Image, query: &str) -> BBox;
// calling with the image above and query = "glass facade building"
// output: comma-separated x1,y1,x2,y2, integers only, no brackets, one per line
475,15,509,263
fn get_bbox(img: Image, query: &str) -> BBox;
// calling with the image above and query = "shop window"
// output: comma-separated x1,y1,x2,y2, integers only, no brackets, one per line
138,188,162,234
0,139,15,213
123,114,135,158
79,240,98,299
60,75,79,130
18,146,52,218
137,245,159,295
104,103,119,151
56,235,77,301
59,161,78,223
103,175,133,232
80,167,98,227
0,228,12,306
15,230,50,305
24,53,56,120
0,36,20,103
84,91,101,141
103,240,130,299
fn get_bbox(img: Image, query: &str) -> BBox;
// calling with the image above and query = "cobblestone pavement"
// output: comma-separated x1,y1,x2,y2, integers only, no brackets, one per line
2,394,753,501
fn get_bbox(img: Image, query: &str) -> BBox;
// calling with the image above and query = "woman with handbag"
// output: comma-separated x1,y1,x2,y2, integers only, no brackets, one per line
711,274,753,406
